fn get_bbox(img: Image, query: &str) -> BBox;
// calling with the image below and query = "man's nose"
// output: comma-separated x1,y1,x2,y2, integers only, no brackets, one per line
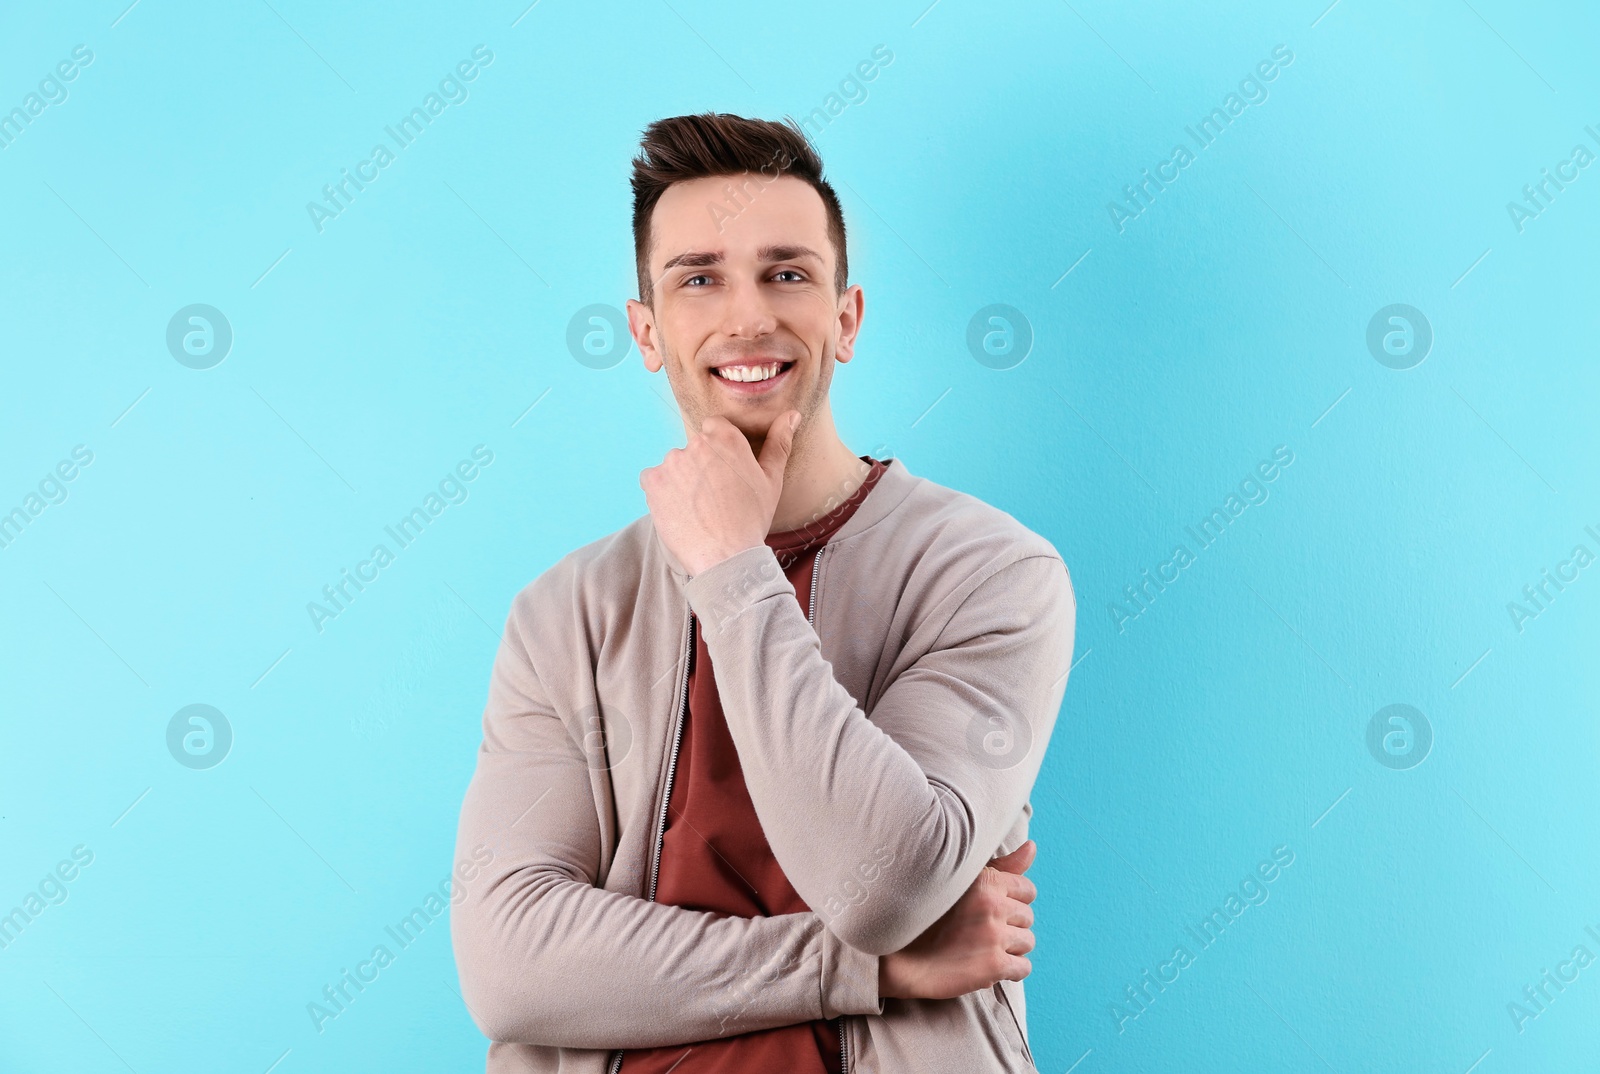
720,276,778,339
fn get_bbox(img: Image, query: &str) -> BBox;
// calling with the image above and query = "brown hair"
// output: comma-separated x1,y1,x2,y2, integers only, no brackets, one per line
630,112,848,306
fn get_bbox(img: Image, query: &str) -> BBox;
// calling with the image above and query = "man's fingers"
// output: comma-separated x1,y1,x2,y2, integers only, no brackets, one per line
1003,925,1036,957
755,409,800,486
989,868,1036,904
699,414,738,438
1003,897,1034,929
988,839,1036,875
998,953,1033,983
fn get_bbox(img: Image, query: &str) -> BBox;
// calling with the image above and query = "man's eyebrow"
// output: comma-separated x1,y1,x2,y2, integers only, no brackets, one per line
658,244,825,273
660,250,722,272
757,244,824,264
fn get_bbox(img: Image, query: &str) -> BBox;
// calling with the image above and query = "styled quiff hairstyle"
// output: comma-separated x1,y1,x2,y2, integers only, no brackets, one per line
630,112,849,306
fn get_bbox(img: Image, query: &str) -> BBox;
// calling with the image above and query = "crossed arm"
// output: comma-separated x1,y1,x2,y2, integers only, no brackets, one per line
450,548,1075,1047
451,742,879,1047
681,546,1075,955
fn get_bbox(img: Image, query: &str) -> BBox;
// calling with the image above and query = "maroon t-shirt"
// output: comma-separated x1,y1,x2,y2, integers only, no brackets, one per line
620,457,889,1074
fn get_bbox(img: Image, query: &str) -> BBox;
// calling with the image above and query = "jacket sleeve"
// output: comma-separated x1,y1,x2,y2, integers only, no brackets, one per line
450,585,883,1048
683,547,1076,957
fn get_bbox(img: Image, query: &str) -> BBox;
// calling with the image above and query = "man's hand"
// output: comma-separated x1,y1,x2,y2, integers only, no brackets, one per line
878,840,1038,1001
640,411,800,577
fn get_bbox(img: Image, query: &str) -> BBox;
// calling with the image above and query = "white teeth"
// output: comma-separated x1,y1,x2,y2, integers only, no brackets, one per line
716,362,783,383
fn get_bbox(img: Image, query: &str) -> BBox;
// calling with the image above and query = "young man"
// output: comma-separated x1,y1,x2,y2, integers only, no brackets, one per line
451,113,1076,1073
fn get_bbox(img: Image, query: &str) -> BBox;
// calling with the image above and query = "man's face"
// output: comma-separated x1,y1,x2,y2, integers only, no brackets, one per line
626,173,863,445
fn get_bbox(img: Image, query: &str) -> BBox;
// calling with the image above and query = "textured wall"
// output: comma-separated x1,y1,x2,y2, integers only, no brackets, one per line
1,1,1595,1071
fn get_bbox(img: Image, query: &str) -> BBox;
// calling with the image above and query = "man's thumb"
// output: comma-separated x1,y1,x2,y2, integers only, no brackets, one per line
989,839,1036,875
757,410,801,483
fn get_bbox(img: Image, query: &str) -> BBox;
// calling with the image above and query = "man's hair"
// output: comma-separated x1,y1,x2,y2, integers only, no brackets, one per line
630,112,848,306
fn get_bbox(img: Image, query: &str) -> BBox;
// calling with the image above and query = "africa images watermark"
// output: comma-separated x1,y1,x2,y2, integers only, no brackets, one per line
1505,522,1600,634
1506,920,1600,1035
1110,445,1295,634
306,45,495,233
1108,44,1294,234
1505,123,1600,234
815,844,897,928
708,841,889,1032
1111,843,1296,1033
706,144,800,235
0,44,94,151
771,457,880,570
0,444,94,553
306,843,495,1033
0,844,96,953
306,445,494,633
795,44,894,141
706,43,895,236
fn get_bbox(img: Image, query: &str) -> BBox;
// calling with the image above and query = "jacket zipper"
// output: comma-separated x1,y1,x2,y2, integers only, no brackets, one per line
994,982,1035,1068
808,551,823,627
648,607,694,903
612,555,839,1074
608,606,695,1074
811,550,850,1074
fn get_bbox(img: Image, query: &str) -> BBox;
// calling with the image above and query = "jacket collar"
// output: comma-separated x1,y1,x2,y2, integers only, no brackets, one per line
653,455,919,582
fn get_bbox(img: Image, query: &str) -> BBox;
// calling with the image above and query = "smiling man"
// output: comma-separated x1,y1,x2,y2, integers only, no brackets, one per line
451,113,1077,1074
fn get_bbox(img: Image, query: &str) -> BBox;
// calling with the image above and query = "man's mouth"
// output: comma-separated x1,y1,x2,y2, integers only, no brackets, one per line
709,360,795,390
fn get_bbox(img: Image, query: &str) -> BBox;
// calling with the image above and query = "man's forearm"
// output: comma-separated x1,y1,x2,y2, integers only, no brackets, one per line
452,876,879,1047
682,549,1075,957
453,723,882,1048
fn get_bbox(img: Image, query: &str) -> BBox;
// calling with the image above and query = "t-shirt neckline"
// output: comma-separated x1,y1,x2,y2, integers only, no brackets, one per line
764,456,887,556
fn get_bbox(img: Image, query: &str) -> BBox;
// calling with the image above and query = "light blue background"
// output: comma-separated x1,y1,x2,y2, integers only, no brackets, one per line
2,1,1596,1071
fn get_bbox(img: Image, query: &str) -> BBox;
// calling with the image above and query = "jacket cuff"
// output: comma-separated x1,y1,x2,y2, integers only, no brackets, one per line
683,543,791,638
820,927,884,1018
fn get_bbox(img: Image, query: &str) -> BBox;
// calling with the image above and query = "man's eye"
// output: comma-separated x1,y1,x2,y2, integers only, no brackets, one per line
772,270,805,282
684,274,712,286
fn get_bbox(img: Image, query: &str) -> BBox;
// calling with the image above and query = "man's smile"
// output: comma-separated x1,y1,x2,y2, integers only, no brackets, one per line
708,359,796,394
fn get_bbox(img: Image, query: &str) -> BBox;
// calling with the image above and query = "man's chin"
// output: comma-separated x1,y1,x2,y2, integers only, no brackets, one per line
718,413,771,442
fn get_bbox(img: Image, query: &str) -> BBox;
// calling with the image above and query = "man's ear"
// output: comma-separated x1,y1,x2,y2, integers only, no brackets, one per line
626,298,663,373
833,284,865,365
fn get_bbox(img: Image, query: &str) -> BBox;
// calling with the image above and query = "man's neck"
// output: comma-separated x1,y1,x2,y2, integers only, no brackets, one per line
748,417,872,534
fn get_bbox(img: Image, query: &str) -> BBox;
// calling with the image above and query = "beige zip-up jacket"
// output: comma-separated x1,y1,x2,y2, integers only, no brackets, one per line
451,455,1077,1073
